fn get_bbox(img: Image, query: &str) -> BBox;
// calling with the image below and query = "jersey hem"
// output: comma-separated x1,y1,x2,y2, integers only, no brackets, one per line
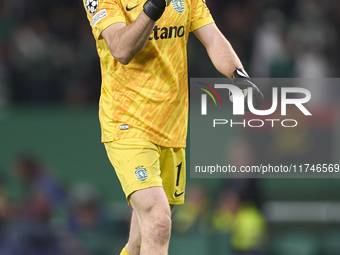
101,136,187,148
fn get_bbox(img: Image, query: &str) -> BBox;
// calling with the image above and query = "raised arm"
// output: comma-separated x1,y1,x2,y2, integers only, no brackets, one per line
194,23,264,109
101,13,155,65
101,0,170,65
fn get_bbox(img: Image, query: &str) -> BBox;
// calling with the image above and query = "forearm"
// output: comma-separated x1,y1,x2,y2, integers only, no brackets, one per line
102,0,168,65
105,12,155,65
206,30,243,78
195,24,263,109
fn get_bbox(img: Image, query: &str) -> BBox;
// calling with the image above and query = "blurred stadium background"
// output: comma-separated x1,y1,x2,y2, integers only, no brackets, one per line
1,0,340,254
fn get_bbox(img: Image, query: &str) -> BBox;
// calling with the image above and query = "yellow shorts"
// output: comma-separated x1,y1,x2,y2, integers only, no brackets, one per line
104,138,186,205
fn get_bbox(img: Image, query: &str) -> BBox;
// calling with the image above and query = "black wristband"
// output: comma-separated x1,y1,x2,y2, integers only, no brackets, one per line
231,67,250,83
143,0,165,21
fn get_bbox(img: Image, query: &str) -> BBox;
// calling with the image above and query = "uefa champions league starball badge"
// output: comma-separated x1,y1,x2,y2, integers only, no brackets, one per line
135,166,148,181
86,0,98,15
172,0,185,14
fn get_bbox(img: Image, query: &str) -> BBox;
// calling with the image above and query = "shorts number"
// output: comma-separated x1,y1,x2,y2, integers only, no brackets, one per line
176,162,182,186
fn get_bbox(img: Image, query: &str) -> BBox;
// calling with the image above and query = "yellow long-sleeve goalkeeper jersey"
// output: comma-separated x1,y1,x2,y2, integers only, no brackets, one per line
84,0,214,147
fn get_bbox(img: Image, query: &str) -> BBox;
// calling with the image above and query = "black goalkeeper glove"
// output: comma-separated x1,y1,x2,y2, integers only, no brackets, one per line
143,0,171,21
230,68,264,110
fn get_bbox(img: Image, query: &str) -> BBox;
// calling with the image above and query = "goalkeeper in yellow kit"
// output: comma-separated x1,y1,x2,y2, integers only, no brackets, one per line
83,0,263,254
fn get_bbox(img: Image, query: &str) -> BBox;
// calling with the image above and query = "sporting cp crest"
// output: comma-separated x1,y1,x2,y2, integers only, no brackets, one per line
172,0,185,14
135,166,148,181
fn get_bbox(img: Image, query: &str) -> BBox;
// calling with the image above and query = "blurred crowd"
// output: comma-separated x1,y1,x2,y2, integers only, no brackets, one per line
0,0,100,107
171,136,267,254
0,153,130,255
192,0,340,79
0,0,339,107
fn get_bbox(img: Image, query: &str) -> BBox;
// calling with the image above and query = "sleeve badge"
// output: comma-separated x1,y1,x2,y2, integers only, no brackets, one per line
86,0,99,15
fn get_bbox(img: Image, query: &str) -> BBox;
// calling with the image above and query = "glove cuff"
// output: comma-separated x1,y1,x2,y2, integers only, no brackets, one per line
231,68,250,83
231,68,264,110
143,0,165,21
